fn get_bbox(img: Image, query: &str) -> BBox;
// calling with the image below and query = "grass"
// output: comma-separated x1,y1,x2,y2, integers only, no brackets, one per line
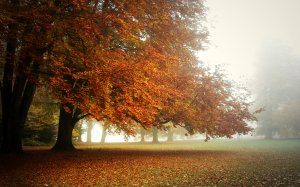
1,139,300,186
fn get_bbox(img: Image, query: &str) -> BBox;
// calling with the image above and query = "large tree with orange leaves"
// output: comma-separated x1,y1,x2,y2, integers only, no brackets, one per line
0,0,207,151
46,0,208,150
171,67,257,140
0,0,256,152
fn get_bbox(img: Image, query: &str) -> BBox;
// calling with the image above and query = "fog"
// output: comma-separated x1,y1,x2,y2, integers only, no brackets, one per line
197,0,300,139
199,0,300,79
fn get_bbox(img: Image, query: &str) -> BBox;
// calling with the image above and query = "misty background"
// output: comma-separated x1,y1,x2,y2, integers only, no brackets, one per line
199,0,300,139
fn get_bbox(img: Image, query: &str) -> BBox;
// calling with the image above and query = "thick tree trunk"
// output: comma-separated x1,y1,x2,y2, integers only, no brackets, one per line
101,126,107,143
52,106,76,151
1,55,38,153
0,20,17,152
0,13,37,153
152,126,159,143
1,77,36,153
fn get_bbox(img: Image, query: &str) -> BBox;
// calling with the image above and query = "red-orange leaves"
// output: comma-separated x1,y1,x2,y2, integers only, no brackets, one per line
36,0,254,139
171,67,256,138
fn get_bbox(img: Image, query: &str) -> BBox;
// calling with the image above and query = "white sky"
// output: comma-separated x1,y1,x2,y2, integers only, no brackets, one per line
199,0,300,80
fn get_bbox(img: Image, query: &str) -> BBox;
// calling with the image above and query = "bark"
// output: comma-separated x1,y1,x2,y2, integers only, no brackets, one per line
152,126,159,143
1,49,38,153
0,0,40,153
0,11,38,152
52,106,77,151
0,20,17,152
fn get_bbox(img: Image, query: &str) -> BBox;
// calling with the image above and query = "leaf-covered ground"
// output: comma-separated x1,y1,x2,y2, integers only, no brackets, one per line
0,139,300,186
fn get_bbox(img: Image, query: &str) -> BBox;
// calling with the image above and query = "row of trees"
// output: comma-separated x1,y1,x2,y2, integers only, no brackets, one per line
82,121,187,143
23,103,186,145
0,0,257,153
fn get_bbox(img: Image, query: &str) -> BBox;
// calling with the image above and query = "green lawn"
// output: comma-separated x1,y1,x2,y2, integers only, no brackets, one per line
1,139,300,186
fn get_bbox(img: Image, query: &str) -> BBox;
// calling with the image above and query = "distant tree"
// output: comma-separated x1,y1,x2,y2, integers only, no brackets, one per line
254,44,300,139
135,126,152,142
86,120,95,143
101,125,107,143
140,127,146,142
73,120,85,143
152,126,159,143
167,127,174,142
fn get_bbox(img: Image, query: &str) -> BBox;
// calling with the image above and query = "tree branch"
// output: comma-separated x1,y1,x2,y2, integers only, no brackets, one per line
76,113,91,122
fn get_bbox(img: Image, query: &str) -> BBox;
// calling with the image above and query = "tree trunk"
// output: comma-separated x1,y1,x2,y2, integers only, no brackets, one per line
152,126,159,143
0,18,18,152
78,120,83,142
52,106,76,151
167,129,173,142
1,15,38,152
140,127,145,142
101,126,107,143
86,120,94,143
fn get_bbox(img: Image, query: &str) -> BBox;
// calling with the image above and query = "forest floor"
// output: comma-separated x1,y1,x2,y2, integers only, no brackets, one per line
0,139,300,186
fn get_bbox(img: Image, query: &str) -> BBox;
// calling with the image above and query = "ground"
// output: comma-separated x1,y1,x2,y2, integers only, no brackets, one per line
0,139,300,186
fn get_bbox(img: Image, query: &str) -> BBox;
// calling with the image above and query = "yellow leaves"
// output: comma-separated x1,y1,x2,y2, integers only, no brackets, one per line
72,128,80,137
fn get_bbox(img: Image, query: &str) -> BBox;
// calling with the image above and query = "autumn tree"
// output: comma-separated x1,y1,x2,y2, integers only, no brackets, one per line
149,66,258,141
189,68,257,139
47,0,255,148
1,0,255,152
0,0,53,152
45,0,207,150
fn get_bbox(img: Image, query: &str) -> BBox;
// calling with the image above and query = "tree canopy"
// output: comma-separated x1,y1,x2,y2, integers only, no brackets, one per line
0,0,257,152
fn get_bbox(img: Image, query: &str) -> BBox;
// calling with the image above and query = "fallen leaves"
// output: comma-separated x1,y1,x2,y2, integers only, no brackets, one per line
0,140,300,186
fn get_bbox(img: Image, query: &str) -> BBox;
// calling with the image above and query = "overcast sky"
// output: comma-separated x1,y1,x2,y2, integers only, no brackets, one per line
199,0,300,80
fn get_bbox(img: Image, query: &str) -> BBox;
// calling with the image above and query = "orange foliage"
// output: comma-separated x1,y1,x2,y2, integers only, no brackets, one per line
0,0,256,143
44,0,208,133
